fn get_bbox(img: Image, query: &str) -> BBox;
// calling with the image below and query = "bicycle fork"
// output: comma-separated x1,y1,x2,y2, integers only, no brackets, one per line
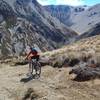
29,60,33,74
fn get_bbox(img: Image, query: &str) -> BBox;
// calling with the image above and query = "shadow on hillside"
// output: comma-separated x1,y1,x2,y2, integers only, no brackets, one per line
20,74,40,83
14,61,28,66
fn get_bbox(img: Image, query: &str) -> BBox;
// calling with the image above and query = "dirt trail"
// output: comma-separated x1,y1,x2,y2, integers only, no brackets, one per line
0,64,100,100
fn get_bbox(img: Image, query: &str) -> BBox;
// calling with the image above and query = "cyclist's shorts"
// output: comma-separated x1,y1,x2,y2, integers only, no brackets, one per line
31,55,40,61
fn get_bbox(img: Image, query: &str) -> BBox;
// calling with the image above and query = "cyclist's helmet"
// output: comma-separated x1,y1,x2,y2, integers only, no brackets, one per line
30,47,37,52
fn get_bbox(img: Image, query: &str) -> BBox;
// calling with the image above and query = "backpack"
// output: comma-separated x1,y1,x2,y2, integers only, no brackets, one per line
31,48,38,54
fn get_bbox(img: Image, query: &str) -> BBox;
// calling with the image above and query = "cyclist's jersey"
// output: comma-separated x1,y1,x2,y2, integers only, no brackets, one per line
31,49,38,56
26,49,39,60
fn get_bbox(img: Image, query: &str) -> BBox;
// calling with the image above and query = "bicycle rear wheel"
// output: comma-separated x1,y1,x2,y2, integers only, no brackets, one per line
34,62,41,76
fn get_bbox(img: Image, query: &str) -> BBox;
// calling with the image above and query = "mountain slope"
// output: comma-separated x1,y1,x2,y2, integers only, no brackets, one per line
45,4,100,35
43,35,100,67
77,23,100,39
0,0,77,58
71,4,100,34
44,5,88,27
44,5,72,26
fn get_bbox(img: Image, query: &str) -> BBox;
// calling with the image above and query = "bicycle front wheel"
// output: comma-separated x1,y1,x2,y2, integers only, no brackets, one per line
34,62,41,76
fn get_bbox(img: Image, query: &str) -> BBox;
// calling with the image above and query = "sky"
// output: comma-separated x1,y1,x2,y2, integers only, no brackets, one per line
37,0,100,6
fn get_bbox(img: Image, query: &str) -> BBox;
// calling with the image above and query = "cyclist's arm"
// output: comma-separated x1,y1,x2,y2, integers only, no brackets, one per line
25,51,32,59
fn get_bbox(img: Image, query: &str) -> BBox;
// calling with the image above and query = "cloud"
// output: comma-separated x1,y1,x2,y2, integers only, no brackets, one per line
37,0,85,6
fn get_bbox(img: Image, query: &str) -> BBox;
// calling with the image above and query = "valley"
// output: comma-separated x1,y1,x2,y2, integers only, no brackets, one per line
0,0,100,100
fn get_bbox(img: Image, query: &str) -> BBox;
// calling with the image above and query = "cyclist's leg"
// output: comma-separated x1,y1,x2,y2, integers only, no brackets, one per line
31,59,34,74
31,56,41,76
38,62,41,76
28,59,32,75
35,61,41,76
34,61,37,74
36,56,39,74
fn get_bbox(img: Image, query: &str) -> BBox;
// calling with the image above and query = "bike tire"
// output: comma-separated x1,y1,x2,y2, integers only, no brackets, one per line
34,62,41,76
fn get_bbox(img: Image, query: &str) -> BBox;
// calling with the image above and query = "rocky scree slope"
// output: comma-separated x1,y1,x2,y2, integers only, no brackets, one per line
0,0,77,58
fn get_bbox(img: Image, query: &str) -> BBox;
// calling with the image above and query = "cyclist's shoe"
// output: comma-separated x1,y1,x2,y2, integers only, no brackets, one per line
35,73,40,79
26,73,33,77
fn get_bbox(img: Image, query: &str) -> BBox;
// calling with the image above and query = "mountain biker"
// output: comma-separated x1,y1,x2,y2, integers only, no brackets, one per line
25,47,40,76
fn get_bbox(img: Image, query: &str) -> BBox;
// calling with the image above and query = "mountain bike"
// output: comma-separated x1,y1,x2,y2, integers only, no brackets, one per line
30,59,41,77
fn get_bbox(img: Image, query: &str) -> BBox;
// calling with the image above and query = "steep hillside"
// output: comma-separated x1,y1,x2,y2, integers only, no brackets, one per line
45,4,100,35
71,4,100,34
44,5,72,26
43,35,100,67
77,23,100,39
44,5,88,26
0,0,77,58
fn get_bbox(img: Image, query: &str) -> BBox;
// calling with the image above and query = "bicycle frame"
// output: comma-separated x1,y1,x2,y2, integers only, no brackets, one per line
31,59,41,76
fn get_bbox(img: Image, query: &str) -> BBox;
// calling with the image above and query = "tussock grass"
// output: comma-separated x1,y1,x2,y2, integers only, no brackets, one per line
1,35,100,67
42,35,100,67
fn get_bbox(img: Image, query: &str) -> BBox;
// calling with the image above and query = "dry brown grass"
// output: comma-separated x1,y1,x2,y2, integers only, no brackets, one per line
42,35,100,67
1,35,100,67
